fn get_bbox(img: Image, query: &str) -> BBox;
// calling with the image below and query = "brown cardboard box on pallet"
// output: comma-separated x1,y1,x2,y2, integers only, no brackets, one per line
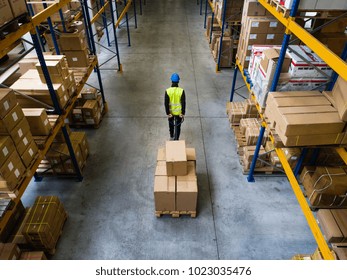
242,146,266,169
0,150,26,191
8,117,31,146
59,30,87,51
154,175,176,211
15,131,32,155
0,136,15,167
332,77,347,121
22,108,52,136
20,251,47,260
242,0,266,17
36,60,67,80
0,243,21,260
333,246,347,260
70,131,89,162
165,140,187,176
0,89,17,119
8,0,27,18
82,100,101,125
21,140,38,168
176,162,198,212
23,196,67,252
0,0,13,26
317,209,347,243
64,49,89,68
157,147,196,163
81,87,98,100
0,104,25,134
61,143,84,173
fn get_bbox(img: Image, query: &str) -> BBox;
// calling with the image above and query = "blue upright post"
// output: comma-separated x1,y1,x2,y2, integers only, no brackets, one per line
247,126,266,182
27,4,45,51
294,148,308,177
327,42,347,90
209,12,214,43
309,148,320,166
115,0,120,28
144,0,146,5
140,0,143,15
200,0,203,15
124,0,131,46
82,0,106,103
81,1,93,50
59,9,67,32
43,3,60,55
133,0,138,29
217,0,227,72
109,0,122,70
204,0,208,28
100,0,111,47
230,66,238,102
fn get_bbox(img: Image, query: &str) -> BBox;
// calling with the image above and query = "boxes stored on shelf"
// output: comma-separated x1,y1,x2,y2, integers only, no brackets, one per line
301,166,347,208
61,143,84,173
0,136,15,166
242,0,266,17
0,89,17,119
9,117,31,146
165,140,187,176
226,100,258,125
9,207,31,245
332,77,347,121
82,100,101,125
59,30,87,51
0,150,26,191
0,200,24,242
317,209,347,243
0,104,24,134
242,146,266,169
64,49,89,67
154,175,176,211
16,131,32,155
23,196,67,252
22,108,52,136
0,243,21,260
0,0,13,27
8,0,27,18
81,87,98,100
333,246,347,260
21,140,38,168
36,60,67,80
214,37,234,67
260,48,291,80
70,131,89,162
20,251,47,260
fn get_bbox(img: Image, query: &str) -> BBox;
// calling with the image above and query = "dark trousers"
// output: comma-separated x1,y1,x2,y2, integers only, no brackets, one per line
168,116,183,140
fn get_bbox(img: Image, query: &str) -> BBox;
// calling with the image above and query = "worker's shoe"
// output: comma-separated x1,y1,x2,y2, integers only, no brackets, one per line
170,137,174,141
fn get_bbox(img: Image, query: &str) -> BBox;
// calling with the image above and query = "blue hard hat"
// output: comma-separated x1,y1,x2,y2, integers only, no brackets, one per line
171,73,180,83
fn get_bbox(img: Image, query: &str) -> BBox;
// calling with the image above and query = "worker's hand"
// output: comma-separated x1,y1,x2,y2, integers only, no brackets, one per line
168,114,173,118
180,114,184,119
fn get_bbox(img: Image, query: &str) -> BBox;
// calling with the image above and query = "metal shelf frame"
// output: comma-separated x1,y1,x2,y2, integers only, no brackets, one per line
229,0,347,260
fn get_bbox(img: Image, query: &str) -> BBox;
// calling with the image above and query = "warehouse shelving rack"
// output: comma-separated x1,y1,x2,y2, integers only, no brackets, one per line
0,0,107,237
229,0,347,260
203,0,242,72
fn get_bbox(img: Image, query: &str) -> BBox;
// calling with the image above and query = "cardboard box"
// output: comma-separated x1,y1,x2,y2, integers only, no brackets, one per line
0,88,17,119
59,31,87,51
35,60,65,78
70,131,89,162
155,161,167,176
0,200,25,242
9,117,31,145
9,207,31,245
260,48,291,79
332,77,347,121
81,87,98,100
21,140,38,168
0,150,22,179
64,49,89,67
279,132,344,146
20,251,47,260
153,176,175,211
186,148,196,163
176,176,198,212
82,100,98,118
333,246,347,260
0,150,25,191
165,140,187,176
61,143,84,172
8,0,27,17
0,0,13,26
0,243,21,260
157,148,165,161
317,209,344,243
0,104,24,134
22,108,52,136
0,136,15,166
15,131,32,156
242,0,266,17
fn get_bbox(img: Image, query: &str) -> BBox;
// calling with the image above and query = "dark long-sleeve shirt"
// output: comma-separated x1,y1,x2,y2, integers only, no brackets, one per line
165,83,186,115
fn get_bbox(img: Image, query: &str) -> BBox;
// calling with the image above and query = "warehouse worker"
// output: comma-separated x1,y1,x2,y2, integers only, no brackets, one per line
165,73,186,140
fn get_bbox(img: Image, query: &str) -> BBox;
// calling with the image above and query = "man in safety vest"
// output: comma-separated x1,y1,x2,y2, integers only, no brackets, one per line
165,73,186,140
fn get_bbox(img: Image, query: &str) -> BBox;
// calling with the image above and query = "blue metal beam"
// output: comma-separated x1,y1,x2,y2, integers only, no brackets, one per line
134,0,138,28
204,0,208,28
109,0,122,70
230,66,238,102
59,9,67,32
247,126,266,182
294,148,308,177
217,0,227,71
125,0,131,46
327,42,347,91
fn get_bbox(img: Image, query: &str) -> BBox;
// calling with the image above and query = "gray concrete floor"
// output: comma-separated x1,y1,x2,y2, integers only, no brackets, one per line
23,0,316,259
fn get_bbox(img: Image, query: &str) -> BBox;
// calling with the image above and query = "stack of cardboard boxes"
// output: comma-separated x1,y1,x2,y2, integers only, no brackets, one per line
281,0,347,10
69,87,104,126
154,141,198,217
23,196,67,253
44,131,89,175
0,242,21,260
264,90,347,146
12,55,76,109
0,0,27,28
317,209,347,244
213,0,243,23
27,0,71,23
0,89,39,193
226,98,258,126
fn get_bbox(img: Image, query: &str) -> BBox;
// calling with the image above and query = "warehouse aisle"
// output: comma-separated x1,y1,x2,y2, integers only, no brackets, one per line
23,0,316,259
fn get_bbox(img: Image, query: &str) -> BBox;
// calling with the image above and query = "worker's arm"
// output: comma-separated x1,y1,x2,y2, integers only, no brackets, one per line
181,91,186,115
165,91,170,115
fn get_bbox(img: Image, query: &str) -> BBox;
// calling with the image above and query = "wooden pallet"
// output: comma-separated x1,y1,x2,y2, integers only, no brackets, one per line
155,210,197,218
291,254,312,260
0,13,31,40
269,0,291,17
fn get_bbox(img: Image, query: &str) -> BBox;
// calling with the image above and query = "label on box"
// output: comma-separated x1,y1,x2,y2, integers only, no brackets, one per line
250,34,257,39
267,34,275,39
2,147,8,157
251,22,260,27
291,156,298,160
44,119,48,126
12,112,18,122
23,137,28,146
246,56,250,61
276,164,282,168
248,45,253,50
269,22,278,28
72,57,78,62
18,128,23,138
29,148,34,156
64,95,68,101
3,101,9,111
14,169,20,178
8,161,14,171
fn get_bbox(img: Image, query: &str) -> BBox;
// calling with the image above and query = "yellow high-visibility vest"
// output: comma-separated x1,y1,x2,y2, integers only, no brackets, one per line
167,87,183,116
